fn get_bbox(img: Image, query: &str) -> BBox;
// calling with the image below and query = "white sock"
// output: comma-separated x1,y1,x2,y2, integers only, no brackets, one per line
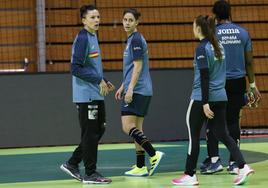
211,156,219,163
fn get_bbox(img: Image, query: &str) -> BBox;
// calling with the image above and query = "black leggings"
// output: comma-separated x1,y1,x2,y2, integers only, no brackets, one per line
206,77,246,161
206,103,242,161
185,100,246,176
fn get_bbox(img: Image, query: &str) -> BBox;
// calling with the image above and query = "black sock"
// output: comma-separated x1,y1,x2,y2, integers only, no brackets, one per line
136,150,145,168
129,128,156,157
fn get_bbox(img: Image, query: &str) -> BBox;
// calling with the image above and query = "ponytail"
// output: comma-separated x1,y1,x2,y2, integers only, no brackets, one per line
195,15,222,60
206,16,222,60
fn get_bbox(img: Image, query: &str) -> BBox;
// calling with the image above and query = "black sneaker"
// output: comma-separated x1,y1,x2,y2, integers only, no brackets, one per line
227,162,239,175
201,158,223,174
200,157,211,173
60,162,82,181
83,171,112,184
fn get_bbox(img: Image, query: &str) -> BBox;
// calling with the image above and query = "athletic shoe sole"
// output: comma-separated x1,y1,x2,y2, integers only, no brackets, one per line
201,167,224,174
124,173,149,177
234,170,254,185
60,164,81,181
172,181,199,186
82,180,111,184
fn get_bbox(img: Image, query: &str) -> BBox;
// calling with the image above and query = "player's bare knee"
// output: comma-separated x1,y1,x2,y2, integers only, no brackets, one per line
122,124,135,134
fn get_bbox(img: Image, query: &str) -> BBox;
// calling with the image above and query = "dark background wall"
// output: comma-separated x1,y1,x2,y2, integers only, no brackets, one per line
0,69,205,148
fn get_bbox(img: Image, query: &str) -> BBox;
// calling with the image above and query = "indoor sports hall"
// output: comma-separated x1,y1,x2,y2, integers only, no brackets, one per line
0,0,267,187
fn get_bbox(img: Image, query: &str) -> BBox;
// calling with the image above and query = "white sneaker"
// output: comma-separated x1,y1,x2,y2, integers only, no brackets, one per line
172,174,199,186
234,164,254,185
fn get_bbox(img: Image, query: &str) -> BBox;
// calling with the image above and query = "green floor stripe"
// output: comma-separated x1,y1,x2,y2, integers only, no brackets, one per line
0,138,267,188
0,143,182,156
1,160,268,188
0,140,267,184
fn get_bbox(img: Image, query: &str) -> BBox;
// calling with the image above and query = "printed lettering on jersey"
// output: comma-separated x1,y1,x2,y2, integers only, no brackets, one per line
195,46,208,69
219,35,241,45
133,46,142,51
218,29,241,45
132,41,143,60
197,55,205,60
220,38,241,45
217,28,240,35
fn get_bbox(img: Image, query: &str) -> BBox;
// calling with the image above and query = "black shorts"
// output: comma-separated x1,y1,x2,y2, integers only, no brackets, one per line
121,93,151,117
225,77,246,108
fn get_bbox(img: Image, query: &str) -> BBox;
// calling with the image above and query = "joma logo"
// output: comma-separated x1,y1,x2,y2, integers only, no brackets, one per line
218,28,240,35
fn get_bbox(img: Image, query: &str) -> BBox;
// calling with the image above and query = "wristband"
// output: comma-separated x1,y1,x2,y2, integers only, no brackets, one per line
249,82,256,88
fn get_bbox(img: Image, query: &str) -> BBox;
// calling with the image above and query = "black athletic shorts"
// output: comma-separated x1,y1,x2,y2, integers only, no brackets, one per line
121,93,151,117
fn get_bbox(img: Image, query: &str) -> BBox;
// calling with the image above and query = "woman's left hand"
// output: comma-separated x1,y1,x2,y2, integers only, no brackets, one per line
203,103,214,119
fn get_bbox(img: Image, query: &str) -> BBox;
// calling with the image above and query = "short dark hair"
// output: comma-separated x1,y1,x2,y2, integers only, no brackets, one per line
80,5,97,19
212,0,231,20
123,8,141,20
